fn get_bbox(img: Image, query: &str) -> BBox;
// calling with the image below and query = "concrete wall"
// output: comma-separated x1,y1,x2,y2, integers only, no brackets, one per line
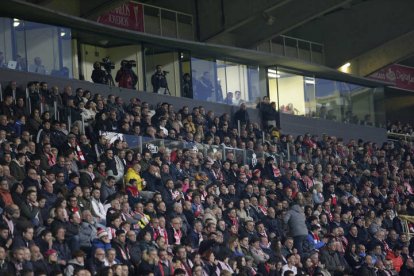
0,68,387,143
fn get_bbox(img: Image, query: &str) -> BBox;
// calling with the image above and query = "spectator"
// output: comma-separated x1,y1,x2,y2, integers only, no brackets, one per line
284,203,309,255
151,65,169,94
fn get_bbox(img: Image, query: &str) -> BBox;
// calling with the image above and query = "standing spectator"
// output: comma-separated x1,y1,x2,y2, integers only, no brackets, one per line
151,65,169,94
233,103,250,128
284,203,308,255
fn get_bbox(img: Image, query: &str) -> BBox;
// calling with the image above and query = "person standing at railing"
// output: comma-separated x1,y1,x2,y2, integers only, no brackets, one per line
151,65,169,95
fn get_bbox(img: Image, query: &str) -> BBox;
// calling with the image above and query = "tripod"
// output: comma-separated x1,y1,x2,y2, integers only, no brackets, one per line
104,69,115,87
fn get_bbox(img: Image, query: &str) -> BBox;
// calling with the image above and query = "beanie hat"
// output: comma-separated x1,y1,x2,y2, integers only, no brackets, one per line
97,228,108,239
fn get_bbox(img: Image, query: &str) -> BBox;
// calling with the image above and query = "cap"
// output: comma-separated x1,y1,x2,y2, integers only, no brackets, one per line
97,228,109,239
44,249,57,257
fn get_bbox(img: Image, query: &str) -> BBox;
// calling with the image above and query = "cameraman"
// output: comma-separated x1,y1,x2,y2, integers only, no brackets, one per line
115,60,138,89
91,61,107,84
151,65,169,94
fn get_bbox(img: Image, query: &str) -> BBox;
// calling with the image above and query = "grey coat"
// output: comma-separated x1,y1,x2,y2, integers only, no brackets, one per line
284,204,308,237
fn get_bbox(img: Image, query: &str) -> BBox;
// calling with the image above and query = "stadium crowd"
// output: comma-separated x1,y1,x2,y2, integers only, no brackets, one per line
0,79,412,276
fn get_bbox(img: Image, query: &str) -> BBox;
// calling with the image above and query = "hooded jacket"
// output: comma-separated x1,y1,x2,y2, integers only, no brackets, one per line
284,204,308,237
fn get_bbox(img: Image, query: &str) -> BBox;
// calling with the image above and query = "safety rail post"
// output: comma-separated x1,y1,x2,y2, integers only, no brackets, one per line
81,115,85,135
138,136,143,153
68,109,72,132
54,100,58,120
26,88,31,114
287,142,291,161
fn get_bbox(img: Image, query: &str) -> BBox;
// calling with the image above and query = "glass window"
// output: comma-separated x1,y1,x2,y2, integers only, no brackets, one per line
314,78,381,126
277,70,306,116
144,45,179,96
192,57,217,101
179,51,192,98
12,18,28,72
217,60,249,105
304,76,316,117
314,79,343,122
247,65,266,108
267,67,279,107
25,22,59,75
0,18,72,77
59,27,72,78
0,18,13,69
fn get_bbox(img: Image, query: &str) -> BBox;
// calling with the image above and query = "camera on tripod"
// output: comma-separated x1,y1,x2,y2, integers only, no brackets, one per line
100,57,115,72
122,60,136,70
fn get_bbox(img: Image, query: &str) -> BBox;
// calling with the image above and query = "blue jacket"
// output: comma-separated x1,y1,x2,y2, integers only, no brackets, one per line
91,238,111,253
307,232,325,250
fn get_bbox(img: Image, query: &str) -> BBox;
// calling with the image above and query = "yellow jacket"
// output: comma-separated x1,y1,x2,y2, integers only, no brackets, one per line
124,168,143,191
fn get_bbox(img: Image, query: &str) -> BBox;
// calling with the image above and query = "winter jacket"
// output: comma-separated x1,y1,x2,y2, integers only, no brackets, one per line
284,204,308,237
124,168,143,191
64,258,85,276
91,238,111,253
79,221,98,248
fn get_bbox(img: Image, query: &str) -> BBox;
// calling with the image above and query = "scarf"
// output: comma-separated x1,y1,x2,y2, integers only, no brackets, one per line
158,260,174,276
313,233,320,243
173,228,182,245
158,227,169,245
229,216,239,228
70,143,87,165
47,153,56,167
258,205,268,216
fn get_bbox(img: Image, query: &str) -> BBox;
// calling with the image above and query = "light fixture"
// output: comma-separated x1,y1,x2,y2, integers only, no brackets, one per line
268,69,280,78
98,40,109,46
338,62,351,73
13,18,20,27
60,31,66,37
267,72,280,78
305,77,315,85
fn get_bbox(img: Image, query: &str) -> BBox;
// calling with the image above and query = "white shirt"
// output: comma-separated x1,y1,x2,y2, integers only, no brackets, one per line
281,264,297,275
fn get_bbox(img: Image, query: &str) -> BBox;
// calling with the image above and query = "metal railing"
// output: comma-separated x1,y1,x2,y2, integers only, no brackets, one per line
388,132,414,142
132,1,194,40
98,131,289,167
256,35,325,64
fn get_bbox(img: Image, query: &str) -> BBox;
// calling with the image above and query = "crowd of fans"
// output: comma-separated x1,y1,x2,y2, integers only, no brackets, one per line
387,122,414,136
0,79,413,276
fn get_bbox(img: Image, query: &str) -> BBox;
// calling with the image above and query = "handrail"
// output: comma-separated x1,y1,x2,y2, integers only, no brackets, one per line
387,132,414,142
99,131,287,167
131,1,193,18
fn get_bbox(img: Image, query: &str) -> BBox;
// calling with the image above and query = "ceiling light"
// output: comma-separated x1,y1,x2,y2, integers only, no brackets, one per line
305,77,315,85
13,18,20,27
342,62,351,68
268,72,280,78
60,32,66,37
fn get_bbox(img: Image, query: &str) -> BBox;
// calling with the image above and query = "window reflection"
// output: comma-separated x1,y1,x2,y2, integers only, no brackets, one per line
0,18,71,77
269,67,385,127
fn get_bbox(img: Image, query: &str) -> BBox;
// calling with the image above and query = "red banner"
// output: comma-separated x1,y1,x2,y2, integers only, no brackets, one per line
369,64,414,92
97,2,144,32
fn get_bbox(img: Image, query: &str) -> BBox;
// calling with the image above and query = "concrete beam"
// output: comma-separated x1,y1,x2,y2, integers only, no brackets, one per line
347,31,414,77
204,0,293,42
197,0,293,42
234,0,351,48
287,0,414,68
